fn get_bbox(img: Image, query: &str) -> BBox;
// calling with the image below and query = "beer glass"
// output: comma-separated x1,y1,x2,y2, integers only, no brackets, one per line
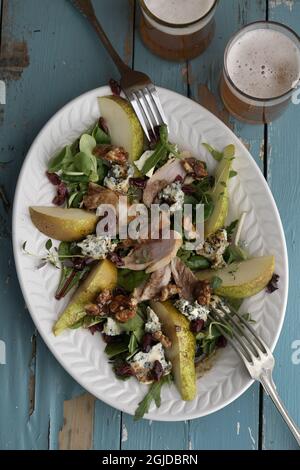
139,0,218,61
220,21,300,124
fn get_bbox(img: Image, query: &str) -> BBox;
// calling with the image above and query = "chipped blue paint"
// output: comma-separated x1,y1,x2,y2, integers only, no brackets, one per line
0,0,299,450
262,0,300,450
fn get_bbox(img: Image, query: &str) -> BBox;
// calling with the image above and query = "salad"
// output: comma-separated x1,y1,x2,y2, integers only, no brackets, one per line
27,87,278,419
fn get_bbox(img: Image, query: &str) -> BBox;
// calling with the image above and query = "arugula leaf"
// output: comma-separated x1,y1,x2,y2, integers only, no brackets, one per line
79,134,96,155
223,144,235,159
204,200,214,221
226,219,239,237
211,276,223,290
224,245,248,264
48,146,73,173
118,311,145,334
97,158,108,184
203,143,235,163
58,241,81,259
117,269,150,292
186,255,210,270
141,125,181,175
128,333,139,355
229,170,238,179
61,173,90,183
92,124,111,144
105,337,130,359
69,319,84,330
141,142,168,175
203,143,223,162
74,152,93,176
134,375,171,421
82,316,104,329
55,265,90,300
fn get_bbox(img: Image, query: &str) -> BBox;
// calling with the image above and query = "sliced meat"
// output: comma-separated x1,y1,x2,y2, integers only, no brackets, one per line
143,159,187,207
171,257,198,302
122,231,182,273
133,265,171,302
83,183,119,211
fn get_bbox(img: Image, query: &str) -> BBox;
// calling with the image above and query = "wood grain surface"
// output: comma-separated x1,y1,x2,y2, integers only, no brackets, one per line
0,0,299,450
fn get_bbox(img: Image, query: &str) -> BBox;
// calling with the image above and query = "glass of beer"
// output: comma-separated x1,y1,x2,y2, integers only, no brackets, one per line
139,0,218,61
220,21,300,124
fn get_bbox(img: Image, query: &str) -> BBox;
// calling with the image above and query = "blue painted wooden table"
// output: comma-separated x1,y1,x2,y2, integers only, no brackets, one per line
0,0,299,450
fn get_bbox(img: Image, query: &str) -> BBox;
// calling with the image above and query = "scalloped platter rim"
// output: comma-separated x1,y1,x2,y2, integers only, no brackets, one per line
12,86,288,421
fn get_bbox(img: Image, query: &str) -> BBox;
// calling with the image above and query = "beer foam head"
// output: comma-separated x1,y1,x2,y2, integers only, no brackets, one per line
226,28,300,99
144,0,215,25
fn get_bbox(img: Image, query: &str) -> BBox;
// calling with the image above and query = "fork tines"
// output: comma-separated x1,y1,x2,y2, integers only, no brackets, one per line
125,84,168,141
210,303,269,363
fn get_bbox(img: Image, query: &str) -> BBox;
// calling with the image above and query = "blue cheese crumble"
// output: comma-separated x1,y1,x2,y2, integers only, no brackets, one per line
129,343,172,384
210,295,231,316
145,307,161,334
103,317,122,336
104,163,134,193
77,235,117,259
158,181,185,212
174,299,209,322
197,229,229,269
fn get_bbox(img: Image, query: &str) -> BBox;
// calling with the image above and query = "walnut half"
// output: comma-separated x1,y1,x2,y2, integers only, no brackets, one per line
109,295,138,323
194,280,212,306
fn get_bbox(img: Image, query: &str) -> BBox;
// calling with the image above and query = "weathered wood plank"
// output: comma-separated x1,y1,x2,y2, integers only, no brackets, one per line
0,0,133,449
187,0,266,449
59,393,95,450
262,0,300,450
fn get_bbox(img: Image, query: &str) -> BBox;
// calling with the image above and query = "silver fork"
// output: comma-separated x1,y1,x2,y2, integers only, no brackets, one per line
210,303,300,446
70,0,167,141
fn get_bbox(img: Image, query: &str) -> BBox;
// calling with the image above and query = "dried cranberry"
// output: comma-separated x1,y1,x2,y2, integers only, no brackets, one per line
114,362,134,379
266,274,280,294
113,286,128,296
174,175,184,183
108,252,125,267
72,257,86,271
89,323,104,335
63,259,74,268
182,185,196,194
190,319,205,333
141,333,154,353
98,117,109,135
151,360,163,382
129,178,147,189
101,333,121,344
109,78,121,96
217,336,227,348
46,171,61,186
53,182,68,206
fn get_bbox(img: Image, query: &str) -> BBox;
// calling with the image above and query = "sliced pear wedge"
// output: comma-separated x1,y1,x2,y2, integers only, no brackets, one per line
53,260,117,336
205,155,233,238
197,255,275,298
150,301,196,401
98,96,144,162
29,206,98,242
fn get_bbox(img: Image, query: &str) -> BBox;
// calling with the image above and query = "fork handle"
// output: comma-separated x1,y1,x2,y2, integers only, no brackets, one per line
71,0,131,76
260,370,300,446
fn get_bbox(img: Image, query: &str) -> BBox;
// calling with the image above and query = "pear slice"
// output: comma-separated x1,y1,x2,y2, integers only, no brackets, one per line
197,255,275,298
98,96,144,162
30,206,99,242
53,259,117,336
150,301,196,401
205,156,233,238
